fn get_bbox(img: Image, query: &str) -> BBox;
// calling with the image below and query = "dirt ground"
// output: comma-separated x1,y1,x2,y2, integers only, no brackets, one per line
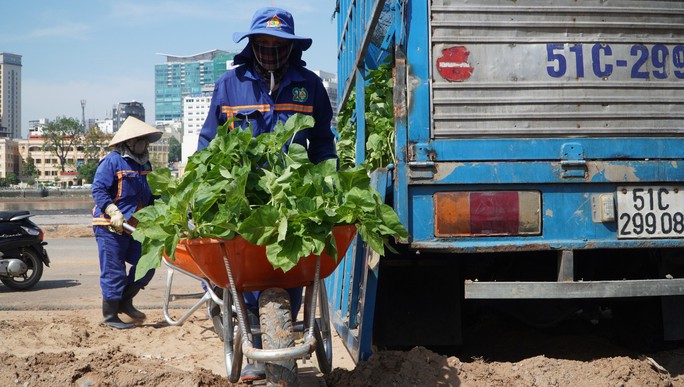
1,225,683,386
2,308,683,387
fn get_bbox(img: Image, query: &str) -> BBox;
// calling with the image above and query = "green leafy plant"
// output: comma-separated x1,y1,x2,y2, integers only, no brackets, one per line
336,61,395,171
133,114,408,280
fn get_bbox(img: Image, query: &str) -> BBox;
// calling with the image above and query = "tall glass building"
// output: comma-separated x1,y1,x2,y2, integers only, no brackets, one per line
112,101,145,132
155,50,234,122
0,52,22,139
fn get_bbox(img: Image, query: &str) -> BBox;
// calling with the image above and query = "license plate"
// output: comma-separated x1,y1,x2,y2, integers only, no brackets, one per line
617,186,684,239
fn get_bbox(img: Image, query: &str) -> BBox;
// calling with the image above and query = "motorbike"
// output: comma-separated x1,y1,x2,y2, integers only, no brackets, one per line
0,210,50,290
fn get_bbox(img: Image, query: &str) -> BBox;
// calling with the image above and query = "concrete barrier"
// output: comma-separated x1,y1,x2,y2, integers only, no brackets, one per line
0,189,91,200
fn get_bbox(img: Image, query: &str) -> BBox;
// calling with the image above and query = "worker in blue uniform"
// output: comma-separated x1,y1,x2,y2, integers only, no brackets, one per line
198,6,337,381
92,116,164,329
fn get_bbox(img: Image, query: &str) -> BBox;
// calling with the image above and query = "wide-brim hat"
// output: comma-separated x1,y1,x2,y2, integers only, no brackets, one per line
232,7,312,51
109,116,163,146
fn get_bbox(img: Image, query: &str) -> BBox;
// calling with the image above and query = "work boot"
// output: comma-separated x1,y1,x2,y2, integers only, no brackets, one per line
240,363,266,382
119,285,146,322
240,309,265,382
102,300,134,329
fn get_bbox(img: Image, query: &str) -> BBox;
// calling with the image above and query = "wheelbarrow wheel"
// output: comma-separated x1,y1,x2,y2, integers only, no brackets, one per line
314,280,333,373
220,287,242,383
314,321,331,374
207,300,223,341
260,288,298,386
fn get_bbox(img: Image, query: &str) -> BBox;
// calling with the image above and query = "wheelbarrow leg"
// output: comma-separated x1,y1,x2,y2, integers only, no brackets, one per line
162,260,213,326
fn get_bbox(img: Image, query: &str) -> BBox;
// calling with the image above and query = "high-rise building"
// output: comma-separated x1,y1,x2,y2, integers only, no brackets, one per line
313,70,338,129
112,101,145,132
155,50,234,122
181,90,212,165
0,137,20,178
0,53,22,139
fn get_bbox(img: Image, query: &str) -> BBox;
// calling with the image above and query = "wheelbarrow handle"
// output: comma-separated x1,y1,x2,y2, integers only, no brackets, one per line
123,222,136,233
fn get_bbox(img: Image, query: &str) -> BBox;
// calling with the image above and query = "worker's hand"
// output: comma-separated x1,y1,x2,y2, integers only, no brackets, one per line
105,203,125,230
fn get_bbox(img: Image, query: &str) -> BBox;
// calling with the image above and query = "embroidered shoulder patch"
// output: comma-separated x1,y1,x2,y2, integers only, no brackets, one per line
292,87,309,103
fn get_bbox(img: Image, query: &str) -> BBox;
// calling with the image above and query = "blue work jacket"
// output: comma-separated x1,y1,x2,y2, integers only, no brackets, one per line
91,151,154,227
197,48,336,164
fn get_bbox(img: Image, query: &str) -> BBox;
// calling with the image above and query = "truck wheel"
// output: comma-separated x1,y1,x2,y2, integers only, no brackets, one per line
1,248,43,290
259,288,298,386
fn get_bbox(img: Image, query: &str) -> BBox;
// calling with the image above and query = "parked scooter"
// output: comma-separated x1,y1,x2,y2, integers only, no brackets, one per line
0,211,50,290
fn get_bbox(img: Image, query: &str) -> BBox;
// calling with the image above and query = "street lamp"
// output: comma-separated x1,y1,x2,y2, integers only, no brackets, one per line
80,99,87,133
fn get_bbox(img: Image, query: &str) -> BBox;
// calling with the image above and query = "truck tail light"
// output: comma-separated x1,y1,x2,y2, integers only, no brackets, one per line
434,191,541,237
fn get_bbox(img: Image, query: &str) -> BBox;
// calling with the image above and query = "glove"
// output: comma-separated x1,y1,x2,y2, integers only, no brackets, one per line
105,203,125,230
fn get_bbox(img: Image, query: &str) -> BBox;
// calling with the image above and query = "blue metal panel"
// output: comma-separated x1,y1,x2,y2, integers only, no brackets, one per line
325,169,392,363
356,169,391,361
409,181,684,251
405,1,431,145
413,138,684,162
395,0,430,234
419,160,684,185
347,235,364,329
337,0,389,114
327,235,362,359
355,68,367,164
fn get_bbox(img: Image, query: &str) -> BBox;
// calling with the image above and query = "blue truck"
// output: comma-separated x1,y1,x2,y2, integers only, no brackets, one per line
325,0,684,362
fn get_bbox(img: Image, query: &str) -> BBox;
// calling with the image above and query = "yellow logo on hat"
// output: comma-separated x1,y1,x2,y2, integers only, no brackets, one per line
267,15,282,28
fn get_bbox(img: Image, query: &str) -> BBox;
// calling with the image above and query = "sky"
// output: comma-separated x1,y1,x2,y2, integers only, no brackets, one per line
0,0,340,137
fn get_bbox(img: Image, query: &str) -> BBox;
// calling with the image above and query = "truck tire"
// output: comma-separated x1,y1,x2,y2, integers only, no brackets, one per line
259,287,298,386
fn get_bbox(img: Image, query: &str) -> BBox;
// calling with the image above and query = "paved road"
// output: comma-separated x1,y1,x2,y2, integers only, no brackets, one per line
0,237,205,311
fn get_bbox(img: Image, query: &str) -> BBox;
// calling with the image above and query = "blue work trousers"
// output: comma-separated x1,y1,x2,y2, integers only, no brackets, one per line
94,226,155,301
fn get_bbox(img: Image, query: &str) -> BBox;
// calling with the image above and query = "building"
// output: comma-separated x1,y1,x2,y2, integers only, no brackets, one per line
313,70,338,129
28,118,50,138
149,134,171,168
181,90,212,165
112,101,145,132
16,137,76,186
15,133,169,187
93,118,114,134
155,50,234,123
0,53,22,139
0,137,21,178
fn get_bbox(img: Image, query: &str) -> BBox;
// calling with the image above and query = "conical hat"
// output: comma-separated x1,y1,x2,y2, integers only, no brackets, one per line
109,116,163,146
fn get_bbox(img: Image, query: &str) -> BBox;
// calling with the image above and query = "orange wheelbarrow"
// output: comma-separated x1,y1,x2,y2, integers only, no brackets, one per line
173,224,356,384
122,224,229,338
160,244,230,336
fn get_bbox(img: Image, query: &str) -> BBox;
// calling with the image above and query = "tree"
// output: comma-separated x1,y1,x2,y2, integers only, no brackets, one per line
42,116,82,172
77,161,99,184
0,172,20,187
22,155,38,179
168,136,181,163
82,126,111,162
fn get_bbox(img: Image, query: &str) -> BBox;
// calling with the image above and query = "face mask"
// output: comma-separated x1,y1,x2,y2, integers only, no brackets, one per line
127,138,149,155
252,41,292,71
